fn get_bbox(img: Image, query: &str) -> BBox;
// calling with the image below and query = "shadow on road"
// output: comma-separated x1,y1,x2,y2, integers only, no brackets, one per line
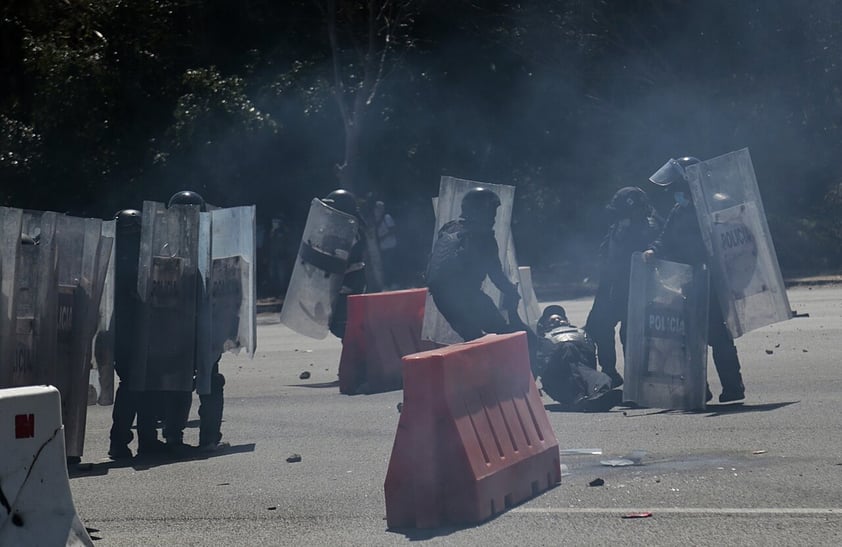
703,401,799,416
289,380,341,388
69,443,257,478
620,401,799,417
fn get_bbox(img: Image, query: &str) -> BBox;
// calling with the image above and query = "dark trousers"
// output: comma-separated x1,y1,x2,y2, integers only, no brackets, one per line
430,285,512,341
708,298,744,392
199,361,225,446
162,391,192,444
109,379,160,448
584,292,626,373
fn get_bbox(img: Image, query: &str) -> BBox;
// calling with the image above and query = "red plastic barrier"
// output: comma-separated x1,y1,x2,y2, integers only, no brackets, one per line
384,332,561,528
338,288,436,395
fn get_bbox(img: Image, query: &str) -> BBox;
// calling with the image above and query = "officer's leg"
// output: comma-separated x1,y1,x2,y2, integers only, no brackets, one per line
136,391,165,455
162,390,192,447
708,302,745,402
199,360,226,448
108,377,136,459
474,291,511,335
431,288,485,341
584,296,622,386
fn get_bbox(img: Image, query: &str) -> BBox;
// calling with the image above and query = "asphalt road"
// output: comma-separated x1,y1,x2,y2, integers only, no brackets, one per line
69,285,842,546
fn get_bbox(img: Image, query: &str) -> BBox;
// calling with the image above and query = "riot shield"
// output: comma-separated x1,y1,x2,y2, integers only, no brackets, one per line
90,220,116,405
195,206,256,395
517,266,542,333
624,252,709,411
686,148,791,338
130,201,200,392
422,176,518,344
279,199,358,339
8,212,59,390
0,207,24,386
53,215,112,457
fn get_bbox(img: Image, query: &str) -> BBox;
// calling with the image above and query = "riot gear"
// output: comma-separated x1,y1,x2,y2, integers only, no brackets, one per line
537,305,569,334
534,306,617,411
323,189,359,217
649,156,700,188
167,190,206,211
606,186,651,219
114,209,142,233
460,187,501,223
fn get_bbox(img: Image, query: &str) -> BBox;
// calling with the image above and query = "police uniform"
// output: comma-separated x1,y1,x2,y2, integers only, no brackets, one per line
427,217,520,341
648,200,746,402
585,214,661,385
535,307,618,411
108,210,164,458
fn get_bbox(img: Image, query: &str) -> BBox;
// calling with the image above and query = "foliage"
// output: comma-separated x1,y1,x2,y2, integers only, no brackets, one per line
2,0,842,277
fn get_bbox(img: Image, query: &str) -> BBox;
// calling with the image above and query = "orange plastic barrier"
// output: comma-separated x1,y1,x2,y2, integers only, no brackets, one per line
338,288,436,395
384,332,561,528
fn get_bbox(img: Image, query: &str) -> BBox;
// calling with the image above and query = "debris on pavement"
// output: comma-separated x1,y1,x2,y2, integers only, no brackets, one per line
588,478,605,487
299,371,311,380
560,448,603,455
752,450,767,455
765,349,774,355
601,459,634,467
622,512,653,519
396,402,403,413
286,454,302,463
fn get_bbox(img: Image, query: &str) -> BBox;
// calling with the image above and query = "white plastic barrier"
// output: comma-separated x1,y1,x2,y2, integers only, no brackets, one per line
0,386,94,546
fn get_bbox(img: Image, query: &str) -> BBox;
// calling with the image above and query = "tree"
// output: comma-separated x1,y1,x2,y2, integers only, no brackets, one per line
316,0,419,193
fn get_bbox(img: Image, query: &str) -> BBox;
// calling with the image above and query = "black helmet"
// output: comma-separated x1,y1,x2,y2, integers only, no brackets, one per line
649,156,701,187
114,209,142,233
460,187,501,221
323,189,359,216
167,190,206,210
606,186,650,217
537,304,569,335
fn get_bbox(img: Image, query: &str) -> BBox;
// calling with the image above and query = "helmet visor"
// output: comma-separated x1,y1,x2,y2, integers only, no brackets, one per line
649,159,686,187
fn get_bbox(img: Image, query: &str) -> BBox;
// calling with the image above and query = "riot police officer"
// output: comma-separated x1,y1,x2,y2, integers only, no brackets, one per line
164,190,229,452
323,189,368,340
426,187,522,341
108,209,165,458
535,305,620,411
584,186,661,388
644,156,746,403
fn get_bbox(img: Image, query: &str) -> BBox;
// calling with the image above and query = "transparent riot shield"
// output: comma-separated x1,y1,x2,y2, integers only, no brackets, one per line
195,206,256,395
686,148,791,338
624,252,709,411
130,201,200,392
279,199,358,339
517,266,542,333
422,176,518,344
0,207,24,386
53,215,112,457
90,220,116,405
10,213,59,389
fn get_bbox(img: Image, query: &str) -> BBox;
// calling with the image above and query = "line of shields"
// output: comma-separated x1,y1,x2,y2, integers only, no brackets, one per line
0,203,257,460
279,175,543,344
280,148,792,412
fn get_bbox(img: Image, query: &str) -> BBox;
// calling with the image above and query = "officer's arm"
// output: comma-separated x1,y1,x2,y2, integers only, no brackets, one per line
485,236,518,297
644,204,679,260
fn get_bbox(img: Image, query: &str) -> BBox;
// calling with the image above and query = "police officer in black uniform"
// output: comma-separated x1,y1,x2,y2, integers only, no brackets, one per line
643,156,746,403
426,187,523,341
584,187,661,388
163,190,229,452
108,209,165,459
535,305,620,411
322,189,368,340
